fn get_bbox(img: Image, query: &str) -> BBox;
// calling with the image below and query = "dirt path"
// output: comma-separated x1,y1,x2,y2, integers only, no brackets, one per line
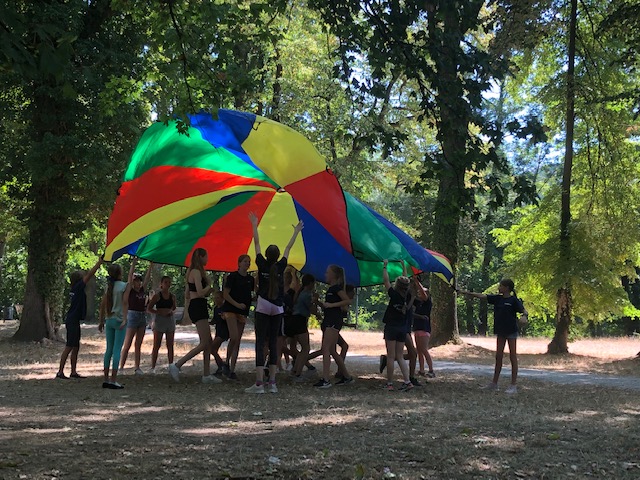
349,355,640,391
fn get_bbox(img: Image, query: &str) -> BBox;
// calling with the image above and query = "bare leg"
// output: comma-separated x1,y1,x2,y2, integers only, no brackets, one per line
322,328,341,380
151,331,163,369
395,341,410,383
133,325,146,370
293,333,310,376
119,328,136,369
69,347,80,375
508,338,518,385
404,334,417,378
175,320,212,376
385,340,396,383
492,337,507,385
58,346,73,375
166,330,175,364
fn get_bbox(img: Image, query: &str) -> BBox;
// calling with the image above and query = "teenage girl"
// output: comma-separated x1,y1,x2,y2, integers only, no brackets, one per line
314,265,353,388
458,279,528,394
412,277,435,378
168,248,221,384
99,263,127,389
245,212,303,394
56,256,104,380
289,274,317,382
280,266,300,371
120,258,151,374
381,260,413,391
147,275,177,373
222,255,255,379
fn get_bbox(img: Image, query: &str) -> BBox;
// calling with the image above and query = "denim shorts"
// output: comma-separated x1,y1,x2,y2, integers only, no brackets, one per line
127,310,147,329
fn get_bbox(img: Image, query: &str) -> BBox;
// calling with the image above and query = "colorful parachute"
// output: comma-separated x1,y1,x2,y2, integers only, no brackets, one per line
104,110,453,286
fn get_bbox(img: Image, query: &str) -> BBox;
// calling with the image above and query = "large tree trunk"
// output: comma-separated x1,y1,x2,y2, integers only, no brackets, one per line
478,236,492,336
430,174,461,346
548,0,577,354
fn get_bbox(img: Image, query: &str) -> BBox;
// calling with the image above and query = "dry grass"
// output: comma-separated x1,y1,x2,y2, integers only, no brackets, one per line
1,321,639,479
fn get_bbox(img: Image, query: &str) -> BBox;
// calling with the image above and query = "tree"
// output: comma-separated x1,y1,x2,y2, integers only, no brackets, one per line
0,1,149,341
309,0,540,344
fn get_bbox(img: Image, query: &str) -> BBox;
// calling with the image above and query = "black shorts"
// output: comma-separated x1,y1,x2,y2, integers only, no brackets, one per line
284,314,308,337
188,298,209,323
383,325,406,342
321,314,343,332
65,321,81,348
215,320,230,341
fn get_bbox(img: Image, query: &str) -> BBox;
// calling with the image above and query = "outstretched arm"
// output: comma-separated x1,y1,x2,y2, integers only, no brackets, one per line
458,289,487,300
382,259,392,290
249,213,262,257
283,221,304,259
82,255,104,284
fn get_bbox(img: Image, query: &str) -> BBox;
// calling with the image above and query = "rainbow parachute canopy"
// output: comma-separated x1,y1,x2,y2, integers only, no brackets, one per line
104,110,453,286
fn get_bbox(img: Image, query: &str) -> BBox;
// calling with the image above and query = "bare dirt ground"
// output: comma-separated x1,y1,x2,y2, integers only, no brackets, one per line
1,321,639,480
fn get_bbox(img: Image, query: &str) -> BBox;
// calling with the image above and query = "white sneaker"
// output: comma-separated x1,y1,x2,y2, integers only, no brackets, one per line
245,383,265,394
482,382,499,391
202,375,222,384
268,382,278,393
134,368,144,376
168,363,180,383
505,384,518,395
148,368,156,375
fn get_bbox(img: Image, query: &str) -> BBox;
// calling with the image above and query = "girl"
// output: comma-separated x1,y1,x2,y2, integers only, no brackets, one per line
245,212,303,394
289,274,317,382
280,266,300,371
412,277,435,378
314,264,354,388
458,279,528,394
119,258,151,374
381,259,413,391
99,263,127,389
168,248,221,384
222,255,255,380
56,256,104,380
211,290,230,375
147,275,177,374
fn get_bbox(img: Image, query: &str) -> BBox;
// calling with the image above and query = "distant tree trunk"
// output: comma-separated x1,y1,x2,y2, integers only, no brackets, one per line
464,293,476,335
548,0,577,354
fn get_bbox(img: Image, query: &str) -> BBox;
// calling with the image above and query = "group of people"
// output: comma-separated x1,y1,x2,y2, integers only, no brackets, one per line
57,214,528,393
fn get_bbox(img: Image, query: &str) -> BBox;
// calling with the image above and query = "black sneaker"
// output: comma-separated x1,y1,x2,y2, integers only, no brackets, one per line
410,377,422,387
426,371,436,378
313,379,332,389
222,364,231,376
335,376,354,386
102,382,110,388
335,371,344,380
306,365,316,372
214,366,223,376
379,354,387,374
227,372,238,380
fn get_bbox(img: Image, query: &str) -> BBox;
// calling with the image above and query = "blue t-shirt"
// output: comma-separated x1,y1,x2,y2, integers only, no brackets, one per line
293,289,313,318
66,280,86,324
487,294,524,336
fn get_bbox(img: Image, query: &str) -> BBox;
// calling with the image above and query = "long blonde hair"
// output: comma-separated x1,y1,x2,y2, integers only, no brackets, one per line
187,248,208,286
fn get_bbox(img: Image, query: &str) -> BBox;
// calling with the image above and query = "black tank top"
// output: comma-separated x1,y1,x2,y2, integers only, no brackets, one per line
156,292,173,309
128,287,146,312
188,278,207,292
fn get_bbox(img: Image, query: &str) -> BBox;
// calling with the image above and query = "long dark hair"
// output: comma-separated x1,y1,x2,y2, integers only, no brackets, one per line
104,264,123,313
265,244,280,300
188,248,208,286
500,278,517,297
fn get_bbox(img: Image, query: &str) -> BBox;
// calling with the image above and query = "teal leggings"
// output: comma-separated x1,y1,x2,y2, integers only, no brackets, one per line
104,317,126,370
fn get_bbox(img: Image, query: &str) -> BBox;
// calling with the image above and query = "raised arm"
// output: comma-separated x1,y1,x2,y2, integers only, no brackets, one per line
282,221,304,259
401,260,407,277
413,277,429,301
127,257,138,284
249,213,262,257
382,259,392,291
122,283,132,320
82,255,104,284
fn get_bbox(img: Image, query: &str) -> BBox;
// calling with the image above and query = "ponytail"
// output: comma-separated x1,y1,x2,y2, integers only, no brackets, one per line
105,264,122,314
328,264,345,289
